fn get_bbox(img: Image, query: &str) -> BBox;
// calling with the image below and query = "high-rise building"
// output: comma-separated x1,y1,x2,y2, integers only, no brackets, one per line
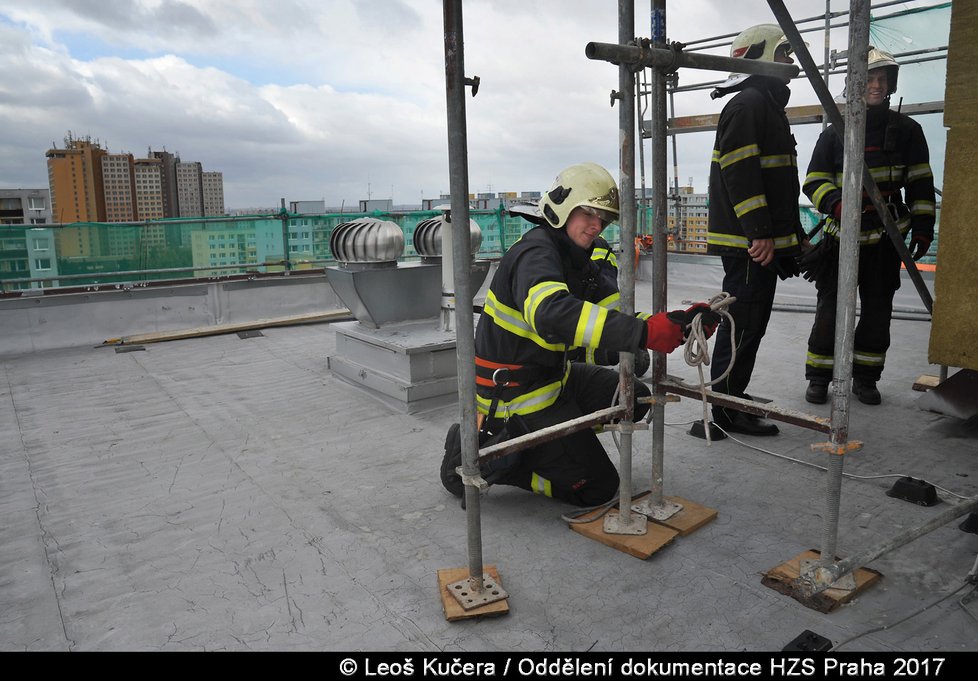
150,149,180,218
176,161,203,218
45,133,107,223
134,158,165,221
101,153,137,223
202,171,225,216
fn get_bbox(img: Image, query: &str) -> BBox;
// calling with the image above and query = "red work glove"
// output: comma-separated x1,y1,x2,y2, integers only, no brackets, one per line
831,202,842,220
644,312,684,353
909,233,932,261
666,303,721,340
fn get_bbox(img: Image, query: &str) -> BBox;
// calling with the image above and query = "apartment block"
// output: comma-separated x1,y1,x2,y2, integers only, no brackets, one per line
102,153,137,223
45,134,107,223
202,171,225,216
176,161,203,218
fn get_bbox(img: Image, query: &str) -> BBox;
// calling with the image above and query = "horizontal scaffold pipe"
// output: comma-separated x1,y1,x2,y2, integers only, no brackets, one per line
476,405,628,465
585,41,799,80
805,495,978,594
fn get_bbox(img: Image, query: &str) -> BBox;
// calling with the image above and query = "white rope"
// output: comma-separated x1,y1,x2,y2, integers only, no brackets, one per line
669,292,738,445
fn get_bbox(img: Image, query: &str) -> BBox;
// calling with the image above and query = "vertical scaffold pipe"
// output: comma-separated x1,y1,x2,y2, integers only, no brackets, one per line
823,0,871,566
648,0,668,507
443,0,483,589
616,0,638,526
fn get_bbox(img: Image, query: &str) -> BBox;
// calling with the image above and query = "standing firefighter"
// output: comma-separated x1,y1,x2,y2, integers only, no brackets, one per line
700,24,805,438
801,47,936,405
441,162,717,507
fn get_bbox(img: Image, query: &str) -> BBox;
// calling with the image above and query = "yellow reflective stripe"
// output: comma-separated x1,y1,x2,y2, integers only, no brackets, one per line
911,200,936,216
854,351,885,366
573,301,608,348
906,163,933,182
635,312,651,321
530,473,553,497
525,280,568,333
596,291,620,310
759,154,796,169
592,248,618,269
717,144,761,169
806,351,834,368
707,231,798,250
868,165,904,183
585,348,597,363
475,365,571,417
811,182,836,209
707,233,750,249
484,290,565,352
733,194,768,218
805,171,835,183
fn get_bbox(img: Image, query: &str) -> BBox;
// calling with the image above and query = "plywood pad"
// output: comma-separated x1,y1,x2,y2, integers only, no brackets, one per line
437,565,509,622
762,549,883,613
569,508,678,559
629,493,718,536
913,375,941,392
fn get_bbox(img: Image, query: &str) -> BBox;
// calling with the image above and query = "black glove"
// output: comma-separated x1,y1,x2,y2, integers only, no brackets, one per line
908,232,932,262
768,255,800,280
666,303,721,340
796,238,838,283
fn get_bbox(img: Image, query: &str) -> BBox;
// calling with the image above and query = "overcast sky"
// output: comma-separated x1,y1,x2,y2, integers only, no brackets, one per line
0,1,950,211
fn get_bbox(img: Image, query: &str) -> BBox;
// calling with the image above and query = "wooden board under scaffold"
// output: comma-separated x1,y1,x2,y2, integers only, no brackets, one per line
762,549,883,614
437,566,509,622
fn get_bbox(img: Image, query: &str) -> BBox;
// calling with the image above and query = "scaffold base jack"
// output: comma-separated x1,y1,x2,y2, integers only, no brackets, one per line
632,494,718,536
437,566,510,621
761,549,882,614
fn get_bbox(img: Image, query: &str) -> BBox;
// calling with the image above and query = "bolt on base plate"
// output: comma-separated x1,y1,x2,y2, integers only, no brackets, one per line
447,573,509,610
603,510,648,535
800,558,857,592
632,497,684,521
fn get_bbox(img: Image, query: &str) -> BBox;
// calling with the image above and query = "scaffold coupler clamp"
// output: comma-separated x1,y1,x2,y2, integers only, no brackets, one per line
811,440,864,456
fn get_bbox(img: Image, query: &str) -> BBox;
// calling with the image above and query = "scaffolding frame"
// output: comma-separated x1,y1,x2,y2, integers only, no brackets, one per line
440,0,973,611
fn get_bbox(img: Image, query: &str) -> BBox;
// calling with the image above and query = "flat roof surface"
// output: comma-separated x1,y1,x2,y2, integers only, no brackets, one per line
2,265,976,652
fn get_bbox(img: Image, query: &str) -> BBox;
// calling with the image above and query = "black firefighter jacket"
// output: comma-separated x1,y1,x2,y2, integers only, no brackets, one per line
707,76,804,258
803,103,936,246
474,226,646,418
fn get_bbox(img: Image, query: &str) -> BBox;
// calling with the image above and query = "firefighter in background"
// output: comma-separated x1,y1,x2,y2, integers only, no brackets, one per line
699,24,806,438
441,162,717,507
801,47,935,405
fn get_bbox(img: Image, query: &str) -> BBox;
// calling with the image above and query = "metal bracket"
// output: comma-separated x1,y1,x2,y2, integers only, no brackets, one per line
464,76,480,97
800,559,857,593
447,573,508,610
456,466,489,492
631,497,683,521
603,510,648,535
811,440,864,456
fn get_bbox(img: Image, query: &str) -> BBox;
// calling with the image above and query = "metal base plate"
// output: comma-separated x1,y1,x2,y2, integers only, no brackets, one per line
446,573,509,610
632,497,684,521
603,510,648,535
800,558,857,592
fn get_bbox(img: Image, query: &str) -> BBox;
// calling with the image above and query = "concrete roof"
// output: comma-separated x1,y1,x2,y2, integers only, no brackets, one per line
2,262,976,651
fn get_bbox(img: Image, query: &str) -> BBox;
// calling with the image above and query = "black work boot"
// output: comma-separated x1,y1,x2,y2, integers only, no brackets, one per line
852,378,882,405
805,380,829,404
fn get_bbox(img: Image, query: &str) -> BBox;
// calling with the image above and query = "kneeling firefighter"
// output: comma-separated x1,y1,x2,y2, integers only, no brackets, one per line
441,162,718,507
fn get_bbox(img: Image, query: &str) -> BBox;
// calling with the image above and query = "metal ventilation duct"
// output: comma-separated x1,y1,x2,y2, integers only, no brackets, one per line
329,218,404,268
413,216,483,263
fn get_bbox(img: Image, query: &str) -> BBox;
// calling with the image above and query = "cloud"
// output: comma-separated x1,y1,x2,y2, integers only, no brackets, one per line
0,0,950,209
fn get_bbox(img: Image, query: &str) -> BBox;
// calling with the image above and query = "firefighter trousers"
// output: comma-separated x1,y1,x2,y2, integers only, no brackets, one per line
493,362,651,507
805,237,902,383
710,255,778,422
